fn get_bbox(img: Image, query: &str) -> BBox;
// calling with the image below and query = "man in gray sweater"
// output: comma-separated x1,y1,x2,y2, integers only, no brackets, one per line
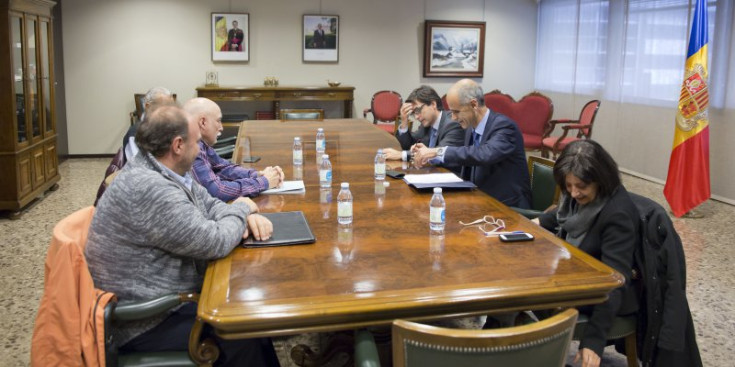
85,104,280,366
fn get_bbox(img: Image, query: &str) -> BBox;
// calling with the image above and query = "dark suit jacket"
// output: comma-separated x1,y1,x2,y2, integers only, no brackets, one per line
443,110,531,208
538,186,640,357
396,111,464,151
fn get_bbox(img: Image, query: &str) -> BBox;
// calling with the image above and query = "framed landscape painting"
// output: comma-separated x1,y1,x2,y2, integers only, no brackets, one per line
424,20,485,77
212,13,249,62
303,15,339,62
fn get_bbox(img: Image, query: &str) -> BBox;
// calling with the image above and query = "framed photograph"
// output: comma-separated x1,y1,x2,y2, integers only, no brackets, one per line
212,13,249,62
424,20,485,77
303,15,339,62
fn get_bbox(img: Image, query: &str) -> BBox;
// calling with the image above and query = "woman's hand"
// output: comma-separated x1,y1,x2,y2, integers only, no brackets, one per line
574,348,601,367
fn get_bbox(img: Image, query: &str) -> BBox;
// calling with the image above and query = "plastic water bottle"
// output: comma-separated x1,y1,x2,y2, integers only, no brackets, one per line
319,154,332,188
337,182,353,225
429,187,445,232
292,137,303,165
374,149,386,180
316,128,326,153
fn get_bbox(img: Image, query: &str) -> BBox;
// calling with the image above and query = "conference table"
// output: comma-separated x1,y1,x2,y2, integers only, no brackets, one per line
197,119,622,344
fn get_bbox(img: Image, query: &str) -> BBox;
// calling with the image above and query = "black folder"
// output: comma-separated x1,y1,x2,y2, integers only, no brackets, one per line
241,211,316,248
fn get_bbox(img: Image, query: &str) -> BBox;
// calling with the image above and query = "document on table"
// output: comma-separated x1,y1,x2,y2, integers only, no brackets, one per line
261,180,305,194
402,173,476,190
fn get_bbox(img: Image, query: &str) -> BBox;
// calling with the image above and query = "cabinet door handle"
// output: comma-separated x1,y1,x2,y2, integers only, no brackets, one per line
253,93,262,98
327,93,336,97
217,93,226,98
292,92,302,97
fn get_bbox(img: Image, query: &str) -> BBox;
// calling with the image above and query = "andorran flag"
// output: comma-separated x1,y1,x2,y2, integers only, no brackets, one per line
664,0,711,217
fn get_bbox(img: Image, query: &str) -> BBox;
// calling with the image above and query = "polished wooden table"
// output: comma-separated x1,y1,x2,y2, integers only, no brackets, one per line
198,119,622,340
196,85,355,119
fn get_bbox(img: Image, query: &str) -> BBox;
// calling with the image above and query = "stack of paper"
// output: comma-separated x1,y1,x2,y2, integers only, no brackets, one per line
261,180,306,194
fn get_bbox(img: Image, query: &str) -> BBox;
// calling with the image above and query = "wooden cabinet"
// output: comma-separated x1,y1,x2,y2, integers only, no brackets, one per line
0,0,59,215
196,85,355,119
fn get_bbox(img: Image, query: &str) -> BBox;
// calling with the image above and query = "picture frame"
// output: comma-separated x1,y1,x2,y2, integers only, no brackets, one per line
212,13,249,62
303,15,339,62
424,20,485,77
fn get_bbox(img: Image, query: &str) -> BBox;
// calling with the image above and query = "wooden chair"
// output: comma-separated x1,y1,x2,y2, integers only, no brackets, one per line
363,90,402,134
542,100,601,159
511,155,560,219
130,92,177,125
280,108,324,121
355,309,578,367
483,90,554,153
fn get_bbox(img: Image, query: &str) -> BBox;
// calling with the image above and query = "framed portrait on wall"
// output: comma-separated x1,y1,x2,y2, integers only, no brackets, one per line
424,20,485,77
303,15,339,62
212,13,249,62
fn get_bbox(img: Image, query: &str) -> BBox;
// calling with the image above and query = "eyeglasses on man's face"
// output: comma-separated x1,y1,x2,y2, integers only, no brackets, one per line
412,104,427,116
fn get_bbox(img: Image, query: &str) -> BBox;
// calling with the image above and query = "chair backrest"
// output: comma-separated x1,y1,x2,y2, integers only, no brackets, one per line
133,92,178,120
528,156,560,212
280,108,325,121
484,90,553,149
370,90,403,123
441,94,449,111
392,308,578,367
577,100,601,138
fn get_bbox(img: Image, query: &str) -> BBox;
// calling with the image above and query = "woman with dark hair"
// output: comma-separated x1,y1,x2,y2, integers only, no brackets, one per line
534,139,640,367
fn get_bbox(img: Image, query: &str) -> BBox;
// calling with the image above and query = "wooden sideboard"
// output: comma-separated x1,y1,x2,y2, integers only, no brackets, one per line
196,85,355,119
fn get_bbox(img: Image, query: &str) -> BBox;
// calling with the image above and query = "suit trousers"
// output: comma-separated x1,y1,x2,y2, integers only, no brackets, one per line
120,302,281,367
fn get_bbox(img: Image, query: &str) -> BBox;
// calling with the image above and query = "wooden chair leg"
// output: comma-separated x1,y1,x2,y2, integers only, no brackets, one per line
624,333,638,367
189,317,219,367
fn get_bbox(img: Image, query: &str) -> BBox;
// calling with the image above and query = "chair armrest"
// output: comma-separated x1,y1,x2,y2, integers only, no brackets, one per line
363,108,372,119
213,136,237,147
114,293,198,321
354,329,381,367
510,207,544,219
548,119,578,126
561,123,587,130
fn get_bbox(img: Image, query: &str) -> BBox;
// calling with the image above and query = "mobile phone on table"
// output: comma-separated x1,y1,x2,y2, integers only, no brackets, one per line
499,232,534,242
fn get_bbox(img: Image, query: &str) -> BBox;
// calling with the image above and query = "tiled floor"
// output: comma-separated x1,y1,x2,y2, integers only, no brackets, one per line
1,158,731,366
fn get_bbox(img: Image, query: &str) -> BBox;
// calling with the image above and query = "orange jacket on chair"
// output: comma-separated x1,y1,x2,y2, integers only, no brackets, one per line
31,206,115,367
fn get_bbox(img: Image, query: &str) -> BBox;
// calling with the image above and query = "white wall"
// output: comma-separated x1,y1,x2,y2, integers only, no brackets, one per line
61,0,539,154
545,92,735,203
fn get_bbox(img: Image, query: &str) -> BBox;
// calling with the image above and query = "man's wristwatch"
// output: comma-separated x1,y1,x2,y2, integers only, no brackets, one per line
435,146,447,158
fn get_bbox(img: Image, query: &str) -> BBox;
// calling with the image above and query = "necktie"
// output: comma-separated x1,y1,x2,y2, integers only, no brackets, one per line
474,132,482,147
429,128,438,148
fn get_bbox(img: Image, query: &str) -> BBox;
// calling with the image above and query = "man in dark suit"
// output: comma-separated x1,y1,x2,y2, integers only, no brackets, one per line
227,20,245,51
312,23,326,48
383,85,464,166
413,79,531,208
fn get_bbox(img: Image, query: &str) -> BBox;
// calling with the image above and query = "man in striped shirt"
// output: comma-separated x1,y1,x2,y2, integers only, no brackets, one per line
185,98,284,201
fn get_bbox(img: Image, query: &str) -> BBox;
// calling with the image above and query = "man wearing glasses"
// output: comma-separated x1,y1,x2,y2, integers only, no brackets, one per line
383,86,464,165
413,79,531,209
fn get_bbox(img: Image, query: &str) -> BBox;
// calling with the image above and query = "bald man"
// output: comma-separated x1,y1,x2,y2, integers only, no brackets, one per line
185,98,284,201
412,79,531,208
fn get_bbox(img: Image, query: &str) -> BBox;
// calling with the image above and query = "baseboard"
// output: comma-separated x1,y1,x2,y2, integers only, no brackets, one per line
619,167,735,206
63,154,115,159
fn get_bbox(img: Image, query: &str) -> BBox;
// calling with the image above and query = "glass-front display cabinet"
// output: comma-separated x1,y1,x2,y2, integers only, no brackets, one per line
1,0,58,217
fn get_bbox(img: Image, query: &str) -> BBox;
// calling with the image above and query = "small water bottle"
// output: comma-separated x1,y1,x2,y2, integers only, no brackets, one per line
316,128,326,153
429,187,446,232
374,149,386,180
319,154,332,188
292,137,303,165
337,182,353,225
